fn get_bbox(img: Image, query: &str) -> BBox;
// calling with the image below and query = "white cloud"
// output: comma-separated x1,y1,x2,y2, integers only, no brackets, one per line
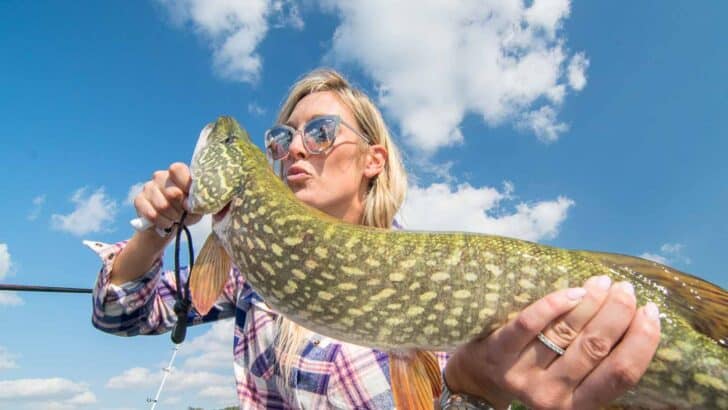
0,377,96,409
567,52,589,91
51,187,117,236
0,292,23,306
247,102,266,116
0,346,19,370
27,194,46,221
398,182,574,242
126,182,145,206
157,0,303,83
323,0,587,152
185,214,213,256
181,319,234,370
640,243,691,266
0,243,11,281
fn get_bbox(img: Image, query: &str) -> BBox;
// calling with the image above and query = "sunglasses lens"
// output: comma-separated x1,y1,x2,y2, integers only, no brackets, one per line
303,117,337,153
265,127,292,160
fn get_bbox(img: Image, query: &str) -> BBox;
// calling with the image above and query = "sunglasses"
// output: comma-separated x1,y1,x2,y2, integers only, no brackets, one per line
264,114,372,161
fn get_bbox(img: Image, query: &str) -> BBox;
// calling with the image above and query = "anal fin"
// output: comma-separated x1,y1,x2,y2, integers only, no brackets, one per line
389,350,442,410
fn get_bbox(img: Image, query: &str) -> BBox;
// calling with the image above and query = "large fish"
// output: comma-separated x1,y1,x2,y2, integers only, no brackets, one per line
186,116,727,409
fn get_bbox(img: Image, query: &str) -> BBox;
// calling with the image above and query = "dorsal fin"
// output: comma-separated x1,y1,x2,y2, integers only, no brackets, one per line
582,251,727,348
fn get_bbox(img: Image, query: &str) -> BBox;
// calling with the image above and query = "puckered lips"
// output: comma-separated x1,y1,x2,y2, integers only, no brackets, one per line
286,164,312,182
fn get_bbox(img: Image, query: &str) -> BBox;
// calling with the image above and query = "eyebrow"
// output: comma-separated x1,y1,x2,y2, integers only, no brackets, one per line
284,114,330,128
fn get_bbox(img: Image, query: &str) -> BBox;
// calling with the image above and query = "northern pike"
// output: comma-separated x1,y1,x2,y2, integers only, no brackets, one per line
186,116,727,409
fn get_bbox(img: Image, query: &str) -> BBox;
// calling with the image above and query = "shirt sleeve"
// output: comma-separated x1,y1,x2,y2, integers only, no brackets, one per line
87,240,243,336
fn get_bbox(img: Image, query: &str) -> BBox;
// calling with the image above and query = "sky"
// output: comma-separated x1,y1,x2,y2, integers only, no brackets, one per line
0,0,726,408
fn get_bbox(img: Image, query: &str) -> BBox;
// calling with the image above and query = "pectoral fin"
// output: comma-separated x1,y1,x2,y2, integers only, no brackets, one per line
389,350,442,410
584,250,727,347
189,233,232,316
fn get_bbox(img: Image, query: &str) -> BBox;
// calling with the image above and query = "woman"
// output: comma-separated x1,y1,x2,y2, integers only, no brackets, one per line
92,69,661,409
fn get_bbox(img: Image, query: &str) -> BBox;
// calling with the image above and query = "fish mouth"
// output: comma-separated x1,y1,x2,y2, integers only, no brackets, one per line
212,202,231,222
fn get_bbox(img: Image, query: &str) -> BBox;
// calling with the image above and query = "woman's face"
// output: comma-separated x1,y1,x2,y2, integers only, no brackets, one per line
281,91,372,224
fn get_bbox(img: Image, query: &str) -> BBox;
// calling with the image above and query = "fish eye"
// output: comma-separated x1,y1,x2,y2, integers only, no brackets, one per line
224,134,236,144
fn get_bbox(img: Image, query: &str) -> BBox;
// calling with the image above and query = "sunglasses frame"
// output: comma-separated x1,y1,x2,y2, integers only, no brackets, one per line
264,114,372,161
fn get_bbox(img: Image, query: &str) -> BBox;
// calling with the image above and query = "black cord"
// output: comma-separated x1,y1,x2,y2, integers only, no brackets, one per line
0,284,92,293
171,211,194,344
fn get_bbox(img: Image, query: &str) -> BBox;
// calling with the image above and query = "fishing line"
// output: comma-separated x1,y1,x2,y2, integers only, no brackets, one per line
148,211,195,409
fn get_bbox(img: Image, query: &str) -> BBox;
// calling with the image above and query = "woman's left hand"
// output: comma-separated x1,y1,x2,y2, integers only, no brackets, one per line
443,276,662,410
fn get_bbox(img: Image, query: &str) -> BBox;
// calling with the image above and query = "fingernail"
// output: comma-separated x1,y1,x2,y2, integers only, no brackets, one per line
595,275,612,290
567,287,587,300
645,302,660,321
618,281,635,295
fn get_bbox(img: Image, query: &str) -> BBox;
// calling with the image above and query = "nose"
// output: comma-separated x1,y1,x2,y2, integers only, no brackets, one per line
287,130,308,160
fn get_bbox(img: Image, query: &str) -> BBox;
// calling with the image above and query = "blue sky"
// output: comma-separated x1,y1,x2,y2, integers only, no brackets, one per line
1,1,726,408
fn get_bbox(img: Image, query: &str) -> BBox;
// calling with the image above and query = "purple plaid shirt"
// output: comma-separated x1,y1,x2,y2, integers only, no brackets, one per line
89,240,448,409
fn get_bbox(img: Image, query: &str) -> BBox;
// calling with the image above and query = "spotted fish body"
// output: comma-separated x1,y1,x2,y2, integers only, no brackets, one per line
189,117,727,409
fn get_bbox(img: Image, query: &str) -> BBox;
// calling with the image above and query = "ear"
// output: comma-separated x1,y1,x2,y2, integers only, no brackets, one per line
364,144,387,179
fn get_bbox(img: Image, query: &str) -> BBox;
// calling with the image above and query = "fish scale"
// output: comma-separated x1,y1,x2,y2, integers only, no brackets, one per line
189,116,727,409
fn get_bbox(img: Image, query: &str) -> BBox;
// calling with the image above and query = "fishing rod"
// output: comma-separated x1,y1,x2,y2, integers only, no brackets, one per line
0,284,92,293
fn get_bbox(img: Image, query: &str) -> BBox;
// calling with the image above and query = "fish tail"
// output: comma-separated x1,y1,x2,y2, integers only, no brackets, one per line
189,233,231,316
389,350,442,410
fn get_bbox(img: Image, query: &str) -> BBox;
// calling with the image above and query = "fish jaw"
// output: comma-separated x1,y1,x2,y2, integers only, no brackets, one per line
188,116,250,215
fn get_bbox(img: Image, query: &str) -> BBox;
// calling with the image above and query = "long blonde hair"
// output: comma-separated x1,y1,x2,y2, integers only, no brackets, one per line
273,68,407,382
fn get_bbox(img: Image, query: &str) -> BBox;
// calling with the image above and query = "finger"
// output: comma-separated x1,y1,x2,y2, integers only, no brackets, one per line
523,275,612,368
572,303,661,409
135,196,175,230
489,287,587,356
168,162,192,194
147,183,183,223
547,281,638,388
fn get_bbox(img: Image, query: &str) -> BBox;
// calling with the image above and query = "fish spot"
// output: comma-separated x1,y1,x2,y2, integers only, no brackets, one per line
400,259,417,269
464,273,478,281
478,308,495,320
518,278,536,289
318,291,334,301
434,303,445,311
254,237,266,250
305,260,318,270
453,290,471,299
423,325,438,336
315,247,328,258
271,243,283,257
451,307,463,316
409,282,421,291
348,308,364,316
345,296,356,302
444,318,458,327
246,237,255,250
419,292,437,302
445,250,462,266
514,292,531,304
284,237,303,246
261,262,275,275
263,225,273,234
342,266,364,276
694,373,727,391
366,278,381,286
292,269,306,280
485,293,499,303
321,272,335,280
407,306,425,316
387,303,402,310
338,282,358,291
371,288,397,301
656,348,683,362
365,257,380,267
431,272,450,282
389,273,406,282
485,264,502,276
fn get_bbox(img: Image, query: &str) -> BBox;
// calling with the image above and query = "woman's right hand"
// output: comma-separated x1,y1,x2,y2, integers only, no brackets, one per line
134,162,203,231
110,162,203,285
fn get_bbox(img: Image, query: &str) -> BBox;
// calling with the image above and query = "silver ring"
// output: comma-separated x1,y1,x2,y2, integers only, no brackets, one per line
537,332,566,355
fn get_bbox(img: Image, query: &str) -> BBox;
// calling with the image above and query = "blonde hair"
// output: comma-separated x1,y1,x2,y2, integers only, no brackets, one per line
273,68,407,382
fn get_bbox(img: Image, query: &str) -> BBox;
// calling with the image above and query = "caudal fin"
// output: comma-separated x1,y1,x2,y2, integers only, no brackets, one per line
389,350,442,410
189,234,232,316
584,250,727,347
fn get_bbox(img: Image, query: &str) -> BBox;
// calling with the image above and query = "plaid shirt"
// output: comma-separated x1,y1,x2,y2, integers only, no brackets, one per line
89,240,448,409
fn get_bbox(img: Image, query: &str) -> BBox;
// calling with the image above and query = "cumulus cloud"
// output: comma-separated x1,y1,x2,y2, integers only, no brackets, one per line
640,243,691,266
125,182,145,206
0,346,19,370
181,319,234,370
248,102,267,116
0,378,96,409
323,0,587,152
27,195,46,221
157,0,303,83
0,243,23,307
51,187,117,236
398,182,574,242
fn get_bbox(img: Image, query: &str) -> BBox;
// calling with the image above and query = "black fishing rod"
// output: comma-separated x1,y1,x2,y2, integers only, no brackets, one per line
0,284,92,294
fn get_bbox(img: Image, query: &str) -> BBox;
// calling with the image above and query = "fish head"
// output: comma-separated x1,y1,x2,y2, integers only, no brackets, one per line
188,116,250,217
